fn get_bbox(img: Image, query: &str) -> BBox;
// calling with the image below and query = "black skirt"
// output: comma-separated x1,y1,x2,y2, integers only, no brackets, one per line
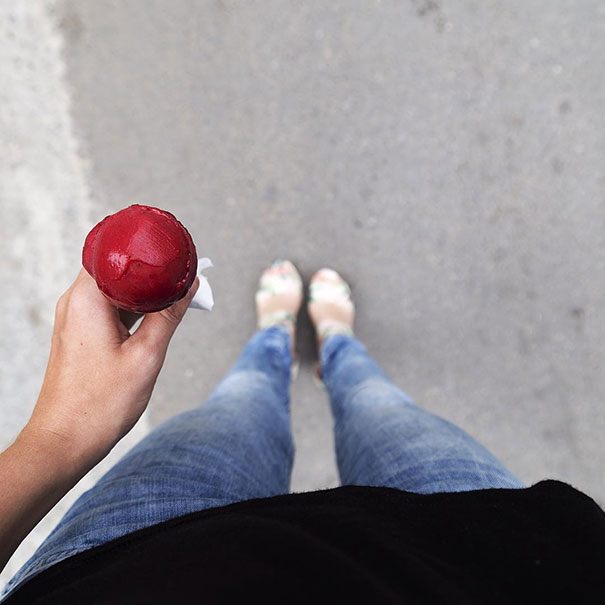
5,480,605,604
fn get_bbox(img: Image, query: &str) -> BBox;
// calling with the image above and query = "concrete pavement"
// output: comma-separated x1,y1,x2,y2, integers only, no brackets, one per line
59,0,605,497
1,0,604,586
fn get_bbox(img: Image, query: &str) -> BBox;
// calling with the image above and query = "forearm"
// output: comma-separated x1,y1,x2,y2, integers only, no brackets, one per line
0,425,98,573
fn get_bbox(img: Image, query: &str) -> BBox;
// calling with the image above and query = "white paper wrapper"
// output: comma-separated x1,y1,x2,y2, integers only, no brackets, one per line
189,257,214,311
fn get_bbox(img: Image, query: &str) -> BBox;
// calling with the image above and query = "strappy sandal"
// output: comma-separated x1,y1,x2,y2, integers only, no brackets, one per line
255,259,303,378
308,268,355,386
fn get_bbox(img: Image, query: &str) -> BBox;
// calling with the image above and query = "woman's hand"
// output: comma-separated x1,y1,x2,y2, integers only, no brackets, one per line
0,270,198,574
23,269,199,466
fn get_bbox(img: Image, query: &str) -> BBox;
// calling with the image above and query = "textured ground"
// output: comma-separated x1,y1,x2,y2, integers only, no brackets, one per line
1,0,604,588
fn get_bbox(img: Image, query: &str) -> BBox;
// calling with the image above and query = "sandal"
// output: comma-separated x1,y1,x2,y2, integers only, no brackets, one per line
255,259,303,377
308,268,355,385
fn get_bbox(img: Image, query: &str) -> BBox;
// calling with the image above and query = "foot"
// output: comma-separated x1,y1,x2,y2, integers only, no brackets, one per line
308,268,355,350
255,260,303,356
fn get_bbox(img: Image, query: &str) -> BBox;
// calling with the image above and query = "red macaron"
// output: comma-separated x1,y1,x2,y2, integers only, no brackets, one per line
82,204,198,313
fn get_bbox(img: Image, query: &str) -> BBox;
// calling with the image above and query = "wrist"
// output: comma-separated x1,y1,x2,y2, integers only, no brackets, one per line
16,421,107,481
24,389,124,470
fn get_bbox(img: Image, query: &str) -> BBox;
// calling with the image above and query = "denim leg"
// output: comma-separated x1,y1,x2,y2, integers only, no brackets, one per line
3,326,294,598
321,335,524,494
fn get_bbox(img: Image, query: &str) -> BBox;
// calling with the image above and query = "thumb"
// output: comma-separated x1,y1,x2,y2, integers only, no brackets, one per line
129,278,200,354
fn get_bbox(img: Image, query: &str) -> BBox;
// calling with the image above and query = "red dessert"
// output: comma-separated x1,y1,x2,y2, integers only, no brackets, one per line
82,205,198,313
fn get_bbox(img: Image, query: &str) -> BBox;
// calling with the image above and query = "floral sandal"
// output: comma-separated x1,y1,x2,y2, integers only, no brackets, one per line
308,268,355,385
255,259,303,378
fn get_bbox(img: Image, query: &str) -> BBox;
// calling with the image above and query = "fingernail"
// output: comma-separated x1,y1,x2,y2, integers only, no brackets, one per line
187,277,200,299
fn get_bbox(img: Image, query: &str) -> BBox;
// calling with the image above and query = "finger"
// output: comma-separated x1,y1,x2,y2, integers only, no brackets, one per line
76,267,91,282
57,268,129,345
58,268,92,304
128,278,199,353
71,269,117,319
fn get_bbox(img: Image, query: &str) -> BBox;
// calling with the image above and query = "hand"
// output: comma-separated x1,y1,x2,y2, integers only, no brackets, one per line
0,270,198,574
23,269,199,466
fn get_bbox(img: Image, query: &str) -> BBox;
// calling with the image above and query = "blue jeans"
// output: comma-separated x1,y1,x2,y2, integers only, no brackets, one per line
3,326,523,597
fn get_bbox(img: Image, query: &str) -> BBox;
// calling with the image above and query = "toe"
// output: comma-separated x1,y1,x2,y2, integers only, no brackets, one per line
311,268,342,283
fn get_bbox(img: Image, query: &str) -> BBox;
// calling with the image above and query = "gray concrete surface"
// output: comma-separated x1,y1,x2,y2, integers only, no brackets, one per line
1,7,604,586
56,0,605,499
